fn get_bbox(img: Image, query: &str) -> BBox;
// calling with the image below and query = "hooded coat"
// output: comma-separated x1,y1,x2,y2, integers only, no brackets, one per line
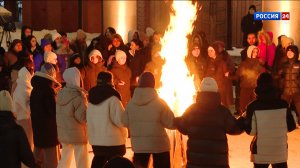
82,61,106,91
122,88,175,153
87,84,127,146
0,111,36,168
13,67,33,120
56,67,88,144
176,92,243,168
109,61,132,107
30,75,59,148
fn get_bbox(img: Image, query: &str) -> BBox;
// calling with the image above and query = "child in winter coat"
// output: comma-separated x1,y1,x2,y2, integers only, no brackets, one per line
87,71,127,168
234,45,264,115
82,49,107,91
56,67,89,168
144,44,165,89
175,78,243,168
0,90,37,168
109,50,132,107
276,45,300,114
12,62,34,151
122,72,175,168
244,73,297,168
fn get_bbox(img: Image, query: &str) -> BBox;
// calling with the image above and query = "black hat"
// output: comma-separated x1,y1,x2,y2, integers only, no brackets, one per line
97,71,113,85
286,45,299,60
249,5,256,11
138,72,155,88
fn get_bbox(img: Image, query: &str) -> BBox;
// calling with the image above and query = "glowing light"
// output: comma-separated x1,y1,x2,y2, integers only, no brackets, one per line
117,1,126,41
158,1,197,116
279,1,291,36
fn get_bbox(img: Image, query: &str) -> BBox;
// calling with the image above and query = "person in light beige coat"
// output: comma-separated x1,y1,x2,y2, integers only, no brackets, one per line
56,67,89,168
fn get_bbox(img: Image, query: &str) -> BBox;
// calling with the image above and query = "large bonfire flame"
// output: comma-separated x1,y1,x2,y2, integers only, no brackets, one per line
158,1,198,167
158,1,198,116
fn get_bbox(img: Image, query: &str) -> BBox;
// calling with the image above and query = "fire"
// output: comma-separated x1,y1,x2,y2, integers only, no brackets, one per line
158,1,198,116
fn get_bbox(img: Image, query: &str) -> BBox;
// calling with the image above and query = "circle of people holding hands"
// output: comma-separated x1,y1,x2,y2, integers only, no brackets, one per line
0,8,300,167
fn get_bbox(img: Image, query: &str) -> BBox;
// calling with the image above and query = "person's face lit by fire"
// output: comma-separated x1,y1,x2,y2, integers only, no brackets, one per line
287,50,295,59
208,47,216,59
130,41,140,51
30,38,37,48
24,28,32,38
44,44,52,52
74,57,81,65
247,34,257,46
252,48,259,58
14,43,23,53
112,38,121,48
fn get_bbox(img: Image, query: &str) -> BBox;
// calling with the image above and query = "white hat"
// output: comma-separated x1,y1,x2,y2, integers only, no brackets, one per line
115,50,127,61
44,51,57,64
0,90,13,112
88,49,102,60
52,32,61,40
200,77,218,93
63,67,81,87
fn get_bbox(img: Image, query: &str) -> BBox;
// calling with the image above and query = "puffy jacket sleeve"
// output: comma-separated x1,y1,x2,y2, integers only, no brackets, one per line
160,99,175,129
174,107,192,135
109,97,125,127
17,127,37,168
73,92,88,123
223,107,244,135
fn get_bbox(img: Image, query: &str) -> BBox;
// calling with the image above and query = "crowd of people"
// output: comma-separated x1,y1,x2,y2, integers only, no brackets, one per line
0,4,299,168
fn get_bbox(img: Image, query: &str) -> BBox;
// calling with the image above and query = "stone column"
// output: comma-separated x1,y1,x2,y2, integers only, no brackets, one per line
103,1,137,43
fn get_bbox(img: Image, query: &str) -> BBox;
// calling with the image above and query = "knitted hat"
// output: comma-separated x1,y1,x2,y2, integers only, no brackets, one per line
52,32,61,41
255,73,274,95
200,77,218,92
0,90,13,112
44,51,57,64
115,50,127,62
138,72,155,88
41,39,52,50
103,157,135,168
88,49,102,60
97,71,113,85
76,29,87,40
247,45,259,58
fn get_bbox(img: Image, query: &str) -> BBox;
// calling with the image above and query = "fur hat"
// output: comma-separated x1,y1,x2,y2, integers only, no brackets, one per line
247,45,259,58
88,49,102,60
44,51,57,64
115,50,127,62
138,72,155,88
0,90,13,112
52,32,61,41
200,77,218,92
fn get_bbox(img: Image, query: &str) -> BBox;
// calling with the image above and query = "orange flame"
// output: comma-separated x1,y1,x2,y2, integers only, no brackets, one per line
158,1,198,116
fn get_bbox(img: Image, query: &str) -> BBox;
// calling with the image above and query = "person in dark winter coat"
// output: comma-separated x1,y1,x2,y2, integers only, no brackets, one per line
234,45,264,115
186,44,206,91
127,39,147,95
241,5,263,47
175,77,243,168
109,50,132,107
243,73,297,168
87,71,127,168
82,49,107,91
30,63,61,168
276,45,300,114
122,72,175,168
21,26,33,47
0,90,37,168
241,33,258,61
25,35,42,56
68,53,84,71
204,44,231,107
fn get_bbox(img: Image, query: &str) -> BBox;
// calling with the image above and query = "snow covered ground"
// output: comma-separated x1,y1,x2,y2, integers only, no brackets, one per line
70,128,300,168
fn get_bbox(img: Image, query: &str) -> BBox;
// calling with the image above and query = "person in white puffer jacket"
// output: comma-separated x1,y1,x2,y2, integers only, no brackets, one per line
12,65,34,151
